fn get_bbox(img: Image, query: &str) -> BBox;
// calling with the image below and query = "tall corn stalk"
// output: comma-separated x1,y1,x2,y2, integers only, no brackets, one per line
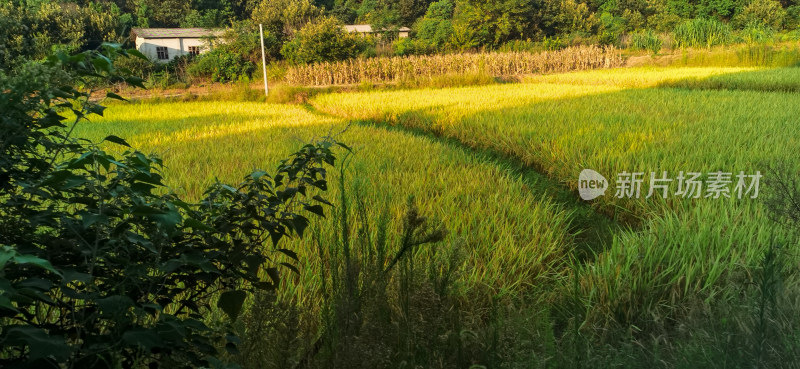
285,46,623,86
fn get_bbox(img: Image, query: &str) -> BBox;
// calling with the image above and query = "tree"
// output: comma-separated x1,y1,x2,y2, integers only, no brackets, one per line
542,0,599,36
32,1,87,54
251,0,321,40
146,0,192,27
182,8,236,27
356,0,400,29
330,0,359,24
398,0,435,25
452,0,538,48
695,0,738,19
0,3,36,70
733,0,786,29
414,0,455,50
281,16,367,64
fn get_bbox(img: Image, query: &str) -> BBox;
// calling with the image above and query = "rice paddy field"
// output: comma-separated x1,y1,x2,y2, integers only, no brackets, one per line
75,66,800,367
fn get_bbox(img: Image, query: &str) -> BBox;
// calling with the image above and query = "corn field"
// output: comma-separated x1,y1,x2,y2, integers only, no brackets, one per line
285,45,623,86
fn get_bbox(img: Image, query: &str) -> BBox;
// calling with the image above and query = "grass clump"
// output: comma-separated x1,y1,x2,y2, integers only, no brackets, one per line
674,18,733,48
630,30,663,54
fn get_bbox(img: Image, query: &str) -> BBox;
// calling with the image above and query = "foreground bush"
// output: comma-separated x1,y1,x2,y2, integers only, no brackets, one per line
0,45,342,368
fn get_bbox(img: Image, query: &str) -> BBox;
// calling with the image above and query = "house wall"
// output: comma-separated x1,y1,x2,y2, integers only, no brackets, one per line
135,37,210,63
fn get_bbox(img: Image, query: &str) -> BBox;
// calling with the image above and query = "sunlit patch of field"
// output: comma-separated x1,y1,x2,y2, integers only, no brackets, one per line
523,66,756,87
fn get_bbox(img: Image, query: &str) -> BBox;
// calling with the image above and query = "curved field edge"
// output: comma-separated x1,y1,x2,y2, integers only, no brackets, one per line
309,66,799,326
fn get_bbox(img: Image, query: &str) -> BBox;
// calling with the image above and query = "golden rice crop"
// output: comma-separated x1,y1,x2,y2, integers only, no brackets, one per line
285,45,623,86
74,101,579,299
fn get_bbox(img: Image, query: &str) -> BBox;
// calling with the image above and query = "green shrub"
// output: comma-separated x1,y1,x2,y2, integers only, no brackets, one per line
393,37,419,56
543,35,567,50
114,52,158,79
673,18,732,48
188,47,256,82
737,23,775,44
0,45,342,368
497,37,565,53
414,0,455,50
733,0,786,30
786,6,800,30
281,16,367,65
598,12,625,46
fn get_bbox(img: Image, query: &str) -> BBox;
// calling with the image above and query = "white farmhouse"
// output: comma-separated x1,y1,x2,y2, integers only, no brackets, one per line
131,28,224,63
343,25,411,38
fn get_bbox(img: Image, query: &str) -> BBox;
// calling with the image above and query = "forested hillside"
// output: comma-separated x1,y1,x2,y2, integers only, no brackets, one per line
1,0,797,72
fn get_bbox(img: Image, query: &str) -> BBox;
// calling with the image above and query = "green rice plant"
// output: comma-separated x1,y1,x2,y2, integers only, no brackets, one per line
74,101,579,303
311,66,800,329
657,67,800,92
397,72,497,89
673,18,733,49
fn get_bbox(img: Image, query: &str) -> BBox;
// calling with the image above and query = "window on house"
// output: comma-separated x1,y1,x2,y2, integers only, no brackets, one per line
156,46,169,60
188,46,201,56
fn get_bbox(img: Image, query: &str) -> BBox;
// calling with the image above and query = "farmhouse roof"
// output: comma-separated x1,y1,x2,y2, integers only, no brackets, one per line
343,24,411,33
131,28,224,39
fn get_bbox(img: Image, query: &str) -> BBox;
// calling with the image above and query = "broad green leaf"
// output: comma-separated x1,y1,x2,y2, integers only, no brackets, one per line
103,135,131,148
217,290,247,320
12,255,62,277
5,326,71,361
277,248,298,261
122,328,164,350
185,218,215,232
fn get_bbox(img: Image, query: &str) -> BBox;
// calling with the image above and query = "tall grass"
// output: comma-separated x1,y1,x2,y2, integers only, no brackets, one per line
669,44,800,67
284,45,622,86
674,18,733,48
630,30,663,54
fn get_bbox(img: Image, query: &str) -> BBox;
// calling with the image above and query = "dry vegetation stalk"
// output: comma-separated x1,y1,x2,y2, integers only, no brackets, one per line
285,45,623,86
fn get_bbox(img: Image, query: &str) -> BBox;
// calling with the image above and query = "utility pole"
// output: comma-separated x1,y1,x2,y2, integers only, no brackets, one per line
259,23,268,97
